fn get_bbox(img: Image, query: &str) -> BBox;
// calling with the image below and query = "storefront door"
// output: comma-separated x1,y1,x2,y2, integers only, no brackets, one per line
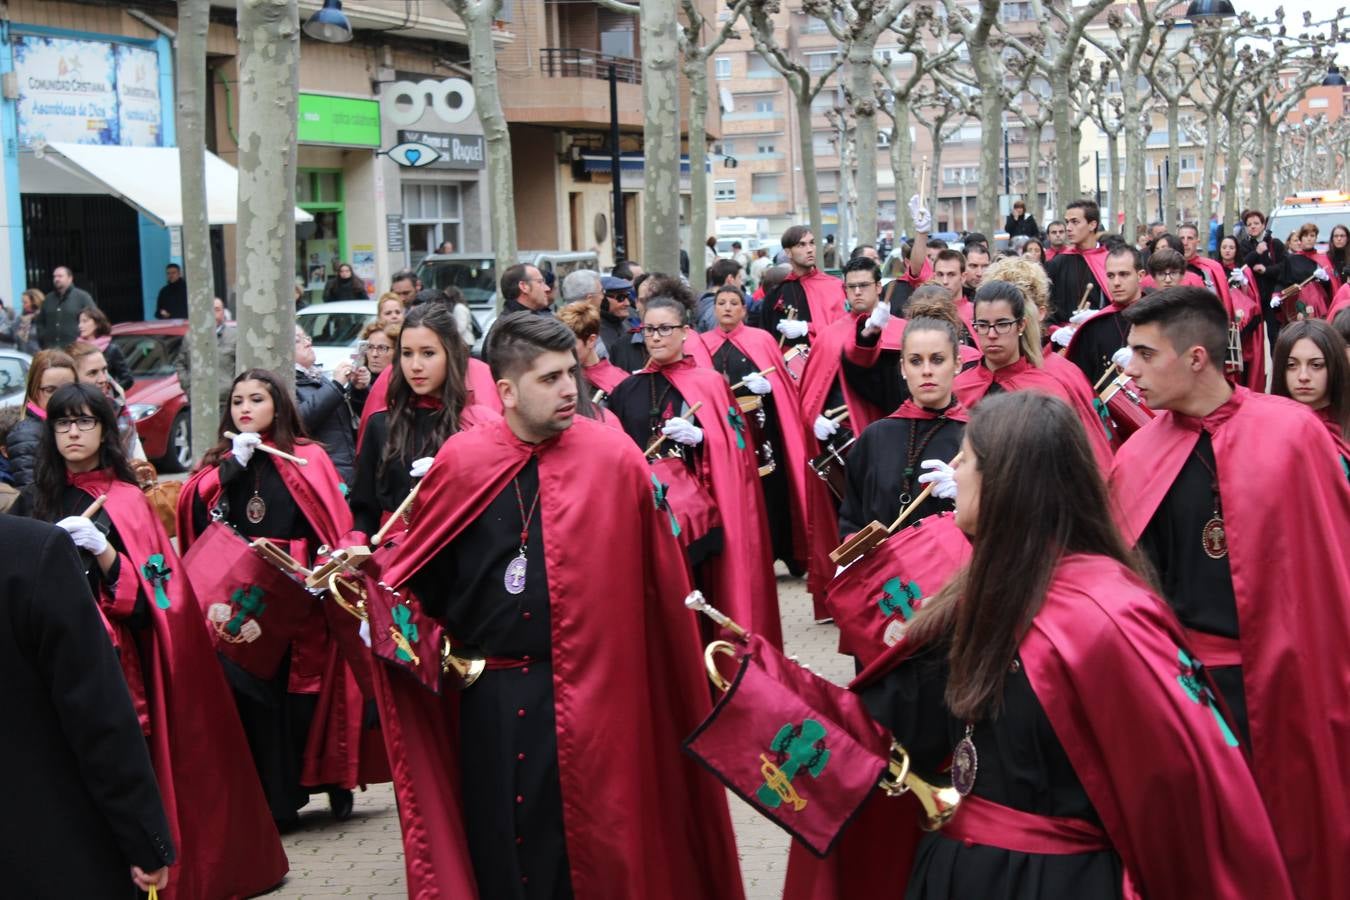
296,169,346,306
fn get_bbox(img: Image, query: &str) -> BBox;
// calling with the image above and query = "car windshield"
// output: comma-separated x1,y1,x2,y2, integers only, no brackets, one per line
112,334,180,377
300,312,372,346
418,259,498,305
1267,210,1350,249
0,356,25,396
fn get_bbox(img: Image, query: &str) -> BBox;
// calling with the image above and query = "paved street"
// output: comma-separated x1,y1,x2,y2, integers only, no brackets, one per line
273,568,850,899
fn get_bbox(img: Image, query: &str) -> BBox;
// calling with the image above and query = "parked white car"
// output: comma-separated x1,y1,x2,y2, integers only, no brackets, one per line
296,300,377,374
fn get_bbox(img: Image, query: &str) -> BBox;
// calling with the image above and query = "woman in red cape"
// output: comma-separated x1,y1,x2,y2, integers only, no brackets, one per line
607,296,782,647
21,383,288,899
367,368,745,899
357,338,501,449
954,281,1113,467
1217,235,1267,391
1269,319,1350,449
1273,222,1338,319
176,369,385,831
701,285,811,575
785,392,1293,900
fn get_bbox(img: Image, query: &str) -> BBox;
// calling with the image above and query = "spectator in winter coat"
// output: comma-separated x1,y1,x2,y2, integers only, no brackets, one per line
1004,200,1040,238
36,267,95,349
293,325,367,483
5,350,77,488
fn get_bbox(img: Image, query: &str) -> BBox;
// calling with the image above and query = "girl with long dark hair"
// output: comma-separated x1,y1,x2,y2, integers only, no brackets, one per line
22,382,289,898
350,302,476,537
788,391,1294,899
176,368,379,832
5,349,76,487
1270,319,1350,443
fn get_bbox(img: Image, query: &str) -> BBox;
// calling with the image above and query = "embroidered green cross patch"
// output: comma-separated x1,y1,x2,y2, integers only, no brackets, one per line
649,473,681,538
1176,648,1239,748
141,554,172,610
727,405,747,450
225,586,266,636
876,576,921,620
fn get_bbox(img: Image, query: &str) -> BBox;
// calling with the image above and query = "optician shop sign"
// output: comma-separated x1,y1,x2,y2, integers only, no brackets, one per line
396,130,486,170
13,35,163,148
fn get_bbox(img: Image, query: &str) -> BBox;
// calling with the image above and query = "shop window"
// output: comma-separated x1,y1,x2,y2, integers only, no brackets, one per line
296,169,346,305
403,182,464,267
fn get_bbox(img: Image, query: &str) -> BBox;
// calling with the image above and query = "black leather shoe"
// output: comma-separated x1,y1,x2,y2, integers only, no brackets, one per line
328,789,354,821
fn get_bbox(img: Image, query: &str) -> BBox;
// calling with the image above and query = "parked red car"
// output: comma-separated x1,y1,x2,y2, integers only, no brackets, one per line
110,320,194,472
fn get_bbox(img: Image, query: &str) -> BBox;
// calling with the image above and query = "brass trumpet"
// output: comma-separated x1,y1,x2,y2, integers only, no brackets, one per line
684,591,961,831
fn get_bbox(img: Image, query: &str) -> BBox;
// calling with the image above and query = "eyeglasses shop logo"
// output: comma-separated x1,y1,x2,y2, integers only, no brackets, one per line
383,77,477,127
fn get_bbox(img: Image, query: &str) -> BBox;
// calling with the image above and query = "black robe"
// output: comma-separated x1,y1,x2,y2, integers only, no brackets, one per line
607,371,693,451
1066,310,1130,390
1045,253,1105,325
350,407,442,536
189,453,325,824
710,339,797,570
861,641,1123,899
407,458,574,900
755,278,814,349
1136,433,1248,744
837,413,964,538
0,515,175,898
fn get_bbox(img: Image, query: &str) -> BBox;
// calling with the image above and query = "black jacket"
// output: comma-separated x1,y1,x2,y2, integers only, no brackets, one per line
323,276,369,301
36,286,96,349
4,410,44,489
155,279,187,319
1004,212,1040,238
103,340,135,391
0,516,175,897
294,367,357,483
599,311,646,373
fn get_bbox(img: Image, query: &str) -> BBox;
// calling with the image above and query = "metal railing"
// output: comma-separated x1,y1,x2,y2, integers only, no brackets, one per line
540,48,642,85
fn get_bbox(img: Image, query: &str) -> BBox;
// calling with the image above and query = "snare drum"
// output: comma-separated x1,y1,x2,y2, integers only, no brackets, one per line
826,512,970,666
181,522,317,680
1100,377,1154,448
782,345,809,382
651,456,725,567
737,395,776,477
808,430,856,501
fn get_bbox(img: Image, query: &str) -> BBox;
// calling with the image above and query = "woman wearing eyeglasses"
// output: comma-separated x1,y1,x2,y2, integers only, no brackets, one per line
607,295,783,647
5,349,77,488
953,281,1113,467
18,382,289,899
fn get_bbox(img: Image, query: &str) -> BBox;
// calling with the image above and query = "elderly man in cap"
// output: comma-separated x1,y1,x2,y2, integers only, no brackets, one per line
599,274,646,372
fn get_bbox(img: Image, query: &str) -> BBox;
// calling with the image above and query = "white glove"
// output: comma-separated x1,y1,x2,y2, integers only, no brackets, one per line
916,459,957,501
358,618,371,648
1051,327,1075,347
661,416,704,446
776,319,811,340
1270,294,1282,308
1228,269,1248,288
409,456,434,479
1111,346,1134,370
231,431,263,466
813,414,839,442
864,303,891,334
1314,266,1330,282
1069,308,1095,326
743,372,773,396
908,194,932,233
56,516,108,555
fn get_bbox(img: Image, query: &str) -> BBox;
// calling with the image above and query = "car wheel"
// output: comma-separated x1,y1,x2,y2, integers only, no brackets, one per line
158,409,192,473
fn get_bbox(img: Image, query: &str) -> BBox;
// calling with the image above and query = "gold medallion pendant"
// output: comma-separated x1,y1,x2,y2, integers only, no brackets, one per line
1201,516,1227,560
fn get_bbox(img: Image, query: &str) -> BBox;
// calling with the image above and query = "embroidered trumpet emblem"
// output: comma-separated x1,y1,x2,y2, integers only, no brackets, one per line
757,719,831,812
389,603,421,666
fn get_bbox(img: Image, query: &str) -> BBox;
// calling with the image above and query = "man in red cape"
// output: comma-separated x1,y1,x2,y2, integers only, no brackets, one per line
756,224,846,347
701,310,811,575
1044,199,1109,323
369,312,745,899
1179,224,1265,386
1111,286,1350,900
784,554,1295,900
176,439,387,800
357,353,501,449
74,469,288,899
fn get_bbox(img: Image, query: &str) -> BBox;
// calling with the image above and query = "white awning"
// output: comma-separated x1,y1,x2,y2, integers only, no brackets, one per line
31,142,314,227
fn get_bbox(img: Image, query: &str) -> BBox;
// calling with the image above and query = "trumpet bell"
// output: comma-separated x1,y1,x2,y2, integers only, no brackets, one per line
441,638,486,689
878,741,962,830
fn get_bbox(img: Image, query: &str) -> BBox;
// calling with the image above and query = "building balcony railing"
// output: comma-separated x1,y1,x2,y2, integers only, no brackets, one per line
540,48,641,84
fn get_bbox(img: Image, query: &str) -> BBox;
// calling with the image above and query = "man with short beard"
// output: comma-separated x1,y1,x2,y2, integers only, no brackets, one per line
755,225,845,349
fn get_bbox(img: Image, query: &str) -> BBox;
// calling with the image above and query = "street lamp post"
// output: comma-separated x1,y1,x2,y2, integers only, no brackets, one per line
608,64,626,262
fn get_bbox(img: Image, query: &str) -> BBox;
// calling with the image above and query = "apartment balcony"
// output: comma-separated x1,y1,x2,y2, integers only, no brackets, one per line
501,48,646,130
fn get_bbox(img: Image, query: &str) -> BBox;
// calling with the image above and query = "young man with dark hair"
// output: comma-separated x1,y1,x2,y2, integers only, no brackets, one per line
370,311,744,899
1236,209,1287,336
1045,200,1107,324
500,263,551,315
1147,247,1187,288
755,224,845,348
156,262,188,319
929,249,978,342
1044,219,1067,259
1065,244,1144,386
1111,286,1350,900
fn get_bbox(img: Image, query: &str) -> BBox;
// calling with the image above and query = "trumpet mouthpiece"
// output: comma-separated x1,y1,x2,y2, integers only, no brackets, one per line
684,591,706,611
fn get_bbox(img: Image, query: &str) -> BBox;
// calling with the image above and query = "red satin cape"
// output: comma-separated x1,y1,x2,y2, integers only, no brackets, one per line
357,357,503,448
75,470,289,900
785,268,847,341
701,322,812,567
175,440,388,790
373,416,746,900
1109,388,1350,899
785,554,1295,900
